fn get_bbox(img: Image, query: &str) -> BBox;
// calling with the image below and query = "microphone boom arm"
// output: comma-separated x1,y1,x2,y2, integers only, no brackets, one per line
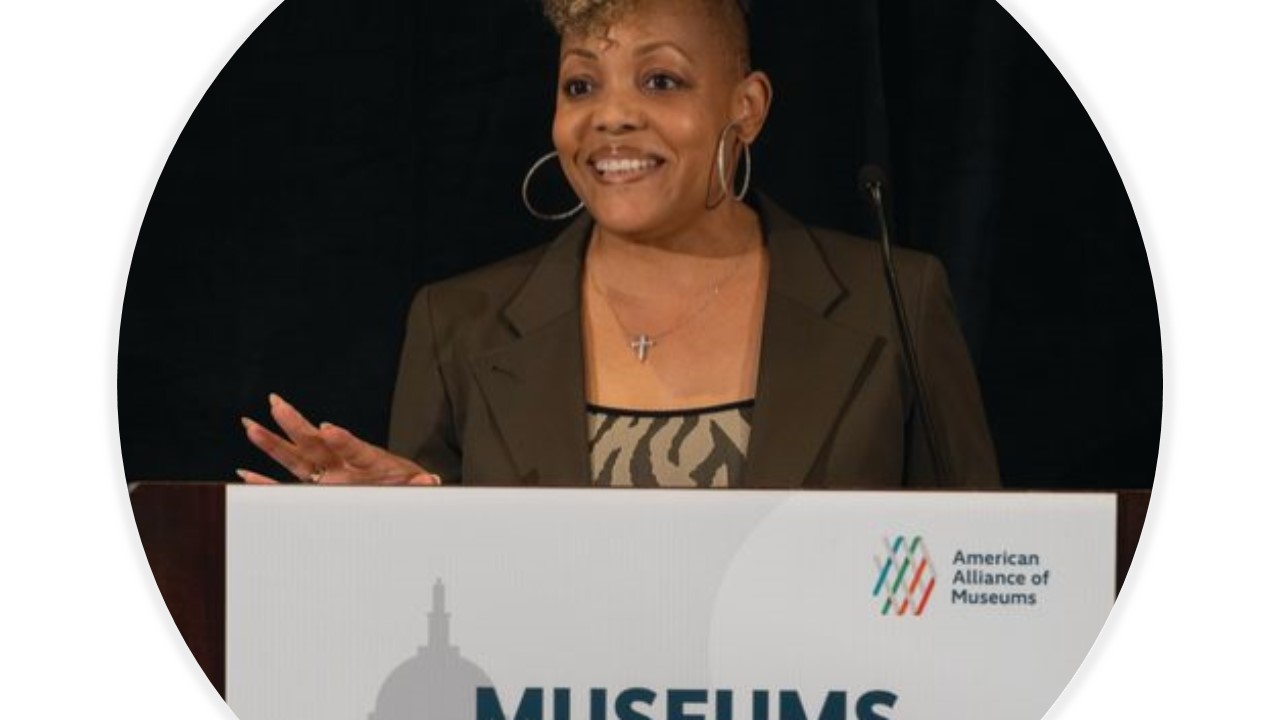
865,177,954,484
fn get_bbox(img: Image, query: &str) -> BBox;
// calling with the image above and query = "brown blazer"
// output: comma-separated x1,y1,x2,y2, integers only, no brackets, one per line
388,196,1000,488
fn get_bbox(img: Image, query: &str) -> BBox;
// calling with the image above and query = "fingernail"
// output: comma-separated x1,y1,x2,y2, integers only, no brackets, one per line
268,393,281,407
240,417,254,430
235,469,249,481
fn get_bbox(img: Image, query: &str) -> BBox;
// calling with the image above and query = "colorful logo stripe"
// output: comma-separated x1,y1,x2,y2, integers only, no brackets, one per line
873,535,937,616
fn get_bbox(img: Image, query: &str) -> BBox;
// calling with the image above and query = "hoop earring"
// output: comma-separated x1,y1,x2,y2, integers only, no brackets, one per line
522,151,584,221
715,122,752,203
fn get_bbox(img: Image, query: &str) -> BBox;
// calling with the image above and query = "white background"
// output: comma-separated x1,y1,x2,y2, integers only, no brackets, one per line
0,0,1276,717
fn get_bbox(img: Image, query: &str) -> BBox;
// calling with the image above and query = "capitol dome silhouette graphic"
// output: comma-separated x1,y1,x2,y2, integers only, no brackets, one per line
368,579,495,720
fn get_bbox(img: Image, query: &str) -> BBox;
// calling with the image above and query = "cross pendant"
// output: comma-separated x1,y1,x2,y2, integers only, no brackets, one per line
629,334,655,362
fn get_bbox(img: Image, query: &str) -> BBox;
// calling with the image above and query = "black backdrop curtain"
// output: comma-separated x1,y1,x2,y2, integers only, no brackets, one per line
118,0,1161,489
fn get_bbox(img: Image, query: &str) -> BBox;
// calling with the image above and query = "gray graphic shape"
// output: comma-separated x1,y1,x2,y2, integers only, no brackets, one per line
368,580,494,720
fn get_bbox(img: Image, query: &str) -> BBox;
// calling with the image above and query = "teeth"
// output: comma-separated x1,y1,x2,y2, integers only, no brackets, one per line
595,158,658,174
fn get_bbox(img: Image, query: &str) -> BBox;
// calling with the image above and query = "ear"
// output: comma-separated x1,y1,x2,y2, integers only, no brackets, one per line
732,70,773,143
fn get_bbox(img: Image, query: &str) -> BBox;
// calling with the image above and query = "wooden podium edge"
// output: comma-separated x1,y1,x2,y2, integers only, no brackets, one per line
128,484,1151,701
1116,489,1151,595
129,482,226,697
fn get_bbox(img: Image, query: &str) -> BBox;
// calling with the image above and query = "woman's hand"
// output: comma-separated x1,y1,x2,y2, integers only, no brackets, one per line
238,394,441,485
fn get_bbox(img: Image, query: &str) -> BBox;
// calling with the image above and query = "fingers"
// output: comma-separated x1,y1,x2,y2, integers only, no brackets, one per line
268,394,339,468
241,394,444,486
317,423,385,471
242,416,316,480
236,468,280,484
318,423,442,485
236,467,440,486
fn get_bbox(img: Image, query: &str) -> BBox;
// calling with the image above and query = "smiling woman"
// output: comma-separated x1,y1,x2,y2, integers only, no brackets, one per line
550,0,763,241
237,0,1001,489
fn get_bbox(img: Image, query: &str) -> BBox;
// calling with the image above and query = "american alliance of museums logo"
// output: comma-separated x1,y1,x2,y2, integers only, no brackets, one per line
874,536,1053,614
872,535,937,616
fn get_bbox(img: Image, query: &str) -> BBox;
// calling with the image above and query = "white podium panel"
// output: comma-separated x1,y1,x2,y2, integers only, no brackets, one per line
227,488,1115,720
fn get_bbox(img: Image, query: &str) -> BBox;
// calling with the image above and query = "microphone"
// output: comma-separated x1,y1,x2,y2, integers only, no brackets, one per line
858,165,953,483
856,165,889,212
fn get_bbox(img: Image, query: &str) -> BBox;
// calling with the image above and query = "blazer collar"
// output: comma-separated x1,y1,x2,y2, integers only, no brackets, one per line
502,211,594,336
754,193,846,315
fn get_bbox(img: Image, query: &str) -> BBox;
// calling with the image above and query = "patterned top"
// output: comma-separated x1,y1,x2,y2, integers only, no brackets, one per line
586,401,754,488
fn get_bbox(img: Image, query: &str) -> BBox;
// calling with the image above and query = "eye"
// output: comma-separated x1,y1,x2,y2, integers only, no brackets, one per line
562,77,594,98
642,72,686,92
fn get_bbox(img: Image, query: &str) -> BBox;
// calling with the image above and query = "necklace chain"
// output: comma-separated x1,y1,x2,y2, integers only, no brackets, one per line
588,248,751,363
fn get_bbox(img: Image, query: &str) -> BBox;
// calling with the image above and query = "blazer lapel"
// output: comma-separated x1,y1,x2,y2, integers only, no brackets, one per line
471,215,593,486
743,197,888,488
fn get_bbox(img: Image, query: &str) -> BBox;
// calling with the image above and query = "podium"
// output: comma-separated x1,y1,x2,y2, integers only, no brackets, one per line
131,484,1149,720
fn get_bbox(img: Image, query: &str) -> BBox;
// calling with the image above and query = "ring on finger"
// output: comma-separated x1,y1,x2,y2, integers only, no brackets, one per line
306,467,326,484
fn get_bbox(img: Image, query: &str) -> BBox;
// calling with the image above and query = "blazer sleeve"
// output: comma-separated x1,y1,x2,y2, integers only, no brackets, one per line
903,256,1001,487
387,285,464,483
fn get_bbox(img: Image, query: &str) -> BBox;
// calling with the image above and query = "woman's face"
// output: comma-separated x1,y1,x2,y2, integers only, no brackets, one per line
552,1,765,240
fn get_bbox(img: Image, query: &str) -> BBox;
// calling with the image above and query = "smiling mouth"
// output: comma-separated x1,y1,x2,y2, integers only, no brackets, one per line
592,157,664,182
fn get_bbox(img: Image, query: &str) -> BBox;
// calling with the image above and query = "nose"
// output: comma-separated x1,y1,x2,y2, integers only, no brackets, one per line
592,86,643,134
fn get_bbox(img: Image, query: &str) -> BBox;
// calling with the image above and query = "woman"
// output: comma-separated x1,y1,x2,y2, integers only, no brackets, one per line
239,0,999,488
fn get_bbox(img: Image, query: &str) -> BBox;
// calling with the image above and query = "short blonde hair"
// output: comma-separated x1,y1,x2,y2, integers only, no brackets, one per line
541,0,751,75
541,0,635,36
